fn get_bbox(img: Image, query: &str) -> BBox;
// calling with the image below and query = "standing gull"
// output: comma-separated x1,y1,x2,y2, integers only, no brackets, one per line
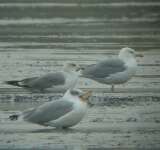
80,47,143,92
9,89,92,129
5,63,80,92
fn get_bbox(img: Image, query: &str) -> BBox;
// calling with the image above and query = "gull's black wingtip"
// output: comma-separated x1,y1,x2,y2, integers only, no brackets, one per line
9,114,19,120
4,80,21,87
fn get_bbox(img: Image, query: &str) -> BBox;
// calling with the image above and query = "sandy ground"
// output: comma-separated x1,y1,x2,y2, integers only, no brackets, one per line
0,95,160,149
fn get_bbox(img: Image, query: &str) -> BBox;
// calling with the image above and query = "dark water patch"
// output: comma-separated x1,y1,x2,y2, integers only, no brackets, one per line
0,21,159,32
1,42,160,51
0,94,62,110
0,145,159,150
0,36,159,43
0,95,160,111
90,95,160,106
0,5,160,19
1,0,160,3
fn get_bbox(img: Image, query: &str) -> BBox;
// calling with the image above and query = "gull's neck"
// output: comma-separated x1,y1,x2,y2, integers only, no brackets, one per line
64,69,80,76
63,66,77,73
63,92,79,103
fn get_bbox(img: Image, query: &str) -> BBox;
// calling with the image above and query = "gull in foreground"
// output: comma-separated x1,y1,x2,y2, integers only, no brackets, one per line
5,63,80,93
9,89,92,129
80,47,143,92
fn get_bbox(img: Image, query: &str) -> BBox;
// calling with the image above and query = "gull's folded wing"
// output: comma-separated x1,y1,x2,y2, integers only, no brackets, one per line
23,99,74,125
82,58,126,79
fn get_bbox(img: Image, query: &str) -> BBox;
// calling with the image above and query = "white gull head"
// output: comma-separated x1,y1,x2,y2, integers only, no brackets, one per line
118,47,136,62
63,89,92,103
63,62,80,73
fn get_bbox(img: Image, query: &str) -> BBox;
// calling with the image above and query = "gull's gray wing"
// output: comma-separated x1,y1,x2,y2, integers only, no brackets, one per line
24,72,66,90
82,58,127,79
23,99,74,125
20,77,39,87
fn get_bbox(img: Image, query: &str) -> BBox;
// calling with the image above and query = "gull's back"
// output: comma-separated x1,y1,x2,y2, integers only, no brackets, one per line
26,72,66,90
82,58,126,79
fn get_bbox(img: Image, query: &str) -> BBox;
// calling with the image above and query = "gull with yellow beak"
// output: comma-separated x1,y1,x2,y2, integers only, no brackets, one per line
80,47,143,92
9,89,92,129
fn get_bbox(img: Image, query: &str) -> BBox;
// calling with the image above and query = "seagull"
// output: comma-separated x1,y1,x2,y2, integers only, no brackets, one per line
80,47,143,92
5,63,80,93
9,89,92,129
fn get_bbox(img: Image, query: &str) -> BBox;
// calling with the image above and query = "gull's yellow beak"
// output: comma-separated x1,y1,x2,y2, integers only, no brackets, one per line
79,90,92,101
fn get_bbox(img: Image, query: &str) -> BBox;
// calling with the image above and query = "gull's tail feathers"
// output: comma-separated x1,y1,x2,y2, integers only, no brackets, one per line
4,80,26,87
9,114,19,121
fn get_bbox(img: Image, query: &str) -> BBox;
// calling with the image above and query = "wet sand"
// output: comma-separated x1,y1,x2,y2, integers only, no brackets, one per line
0,94,160,149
